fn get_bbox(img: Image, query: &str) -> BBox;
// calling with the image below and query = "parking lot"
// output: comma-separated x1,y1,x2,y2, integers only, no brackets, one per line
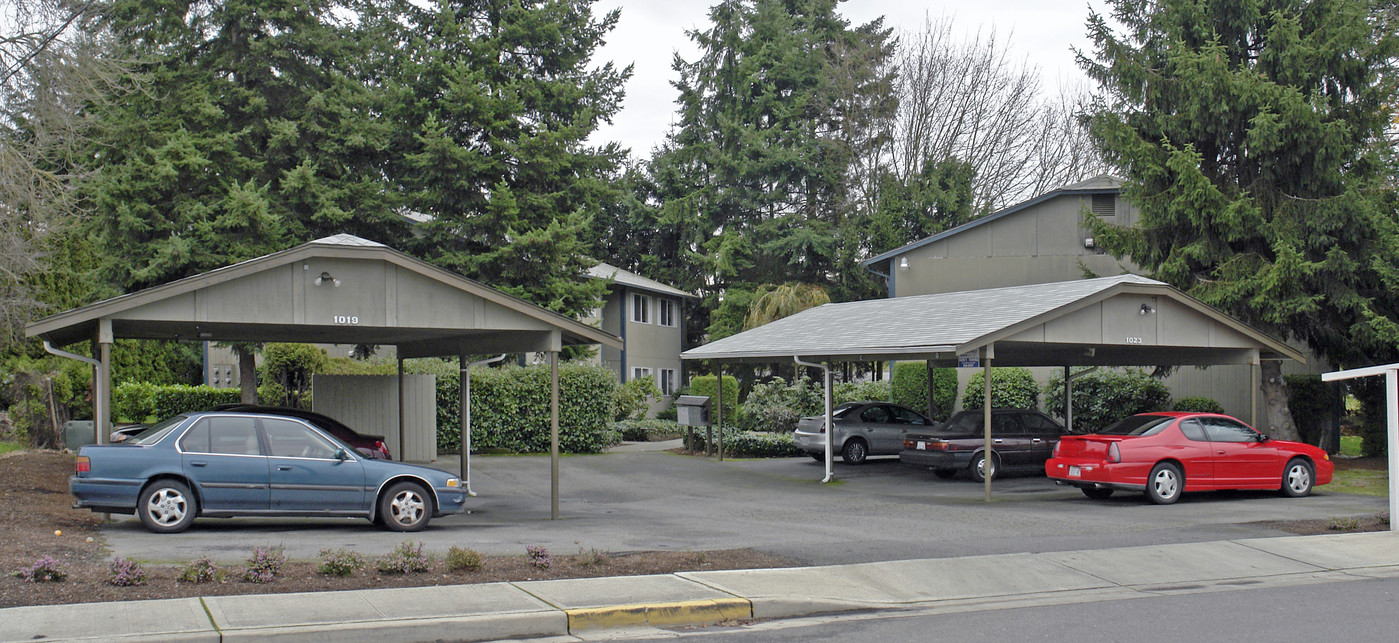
98,447,1387,565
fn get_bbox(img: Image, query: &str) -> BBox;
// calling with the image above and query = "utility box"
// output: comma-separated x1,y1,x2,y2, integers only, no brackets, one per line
63,421,95,450
675,395,711,427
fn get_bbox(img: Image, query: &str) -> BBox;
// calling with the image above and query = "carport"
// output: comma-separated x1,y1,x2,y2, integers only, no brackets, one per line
681,274,1303,500
25,234,621,518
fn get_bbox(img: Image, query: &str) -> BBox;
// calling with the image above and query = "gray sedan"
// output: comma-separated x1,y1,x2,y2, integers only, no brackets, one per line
794,401,932,464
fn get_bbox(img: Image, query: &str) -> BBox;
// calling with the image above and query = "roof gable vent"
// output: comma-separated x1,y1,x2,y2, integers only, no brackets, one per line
1091,194,1116,217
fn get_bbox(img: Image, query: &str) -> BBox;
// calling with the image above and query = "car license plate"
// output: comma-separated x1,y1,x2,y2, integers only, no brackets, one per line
1068,466,1081,478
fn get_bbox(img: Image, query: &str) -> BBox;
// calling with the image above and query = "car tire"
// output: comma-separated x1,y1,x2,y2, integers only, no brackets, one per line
810,453,825,462
933,468,957,480
969,452,998,483
138,479,197,534
1082,487,1114,500
1281,458,1314,498
379,481,432,532
841,439,868,465
1146,462,1182,505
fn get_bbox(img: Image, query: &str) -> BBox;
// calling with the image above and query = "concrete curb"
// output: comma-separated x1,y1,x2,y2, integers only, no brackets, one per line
564,598,752,632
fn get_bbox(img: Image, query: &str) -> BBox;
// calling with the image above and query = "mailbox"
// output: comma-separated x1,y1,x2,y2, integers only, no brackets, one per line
675,395,711,427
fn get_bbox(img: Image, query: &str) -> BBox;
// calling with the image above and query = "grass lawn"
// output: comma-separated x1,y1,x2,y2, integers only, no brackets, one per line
0,441,23,455
1340,435,1362,456
1331,435,1387,497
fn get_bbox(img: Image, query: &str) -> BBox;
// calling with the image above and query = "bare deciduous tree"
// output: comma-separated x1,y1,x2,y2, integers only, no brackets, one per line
1,0,125,344
889,15,1110,213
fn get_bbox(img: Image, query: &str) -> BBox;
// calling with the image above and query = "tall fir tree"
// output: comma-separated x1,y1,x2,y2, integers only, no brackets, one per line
85,0,405,292
1080,0,1399,440
379,0,630,317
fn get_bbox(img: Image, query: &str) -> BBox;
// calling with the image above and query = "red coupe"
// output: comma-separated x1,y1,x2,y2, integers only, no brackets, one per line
1046,412,1332,504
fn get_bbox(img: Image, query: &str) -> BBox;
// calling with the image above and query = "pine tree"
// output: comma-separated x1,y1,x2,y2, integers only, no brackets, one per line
1081,0,1399,440
380,0,630,317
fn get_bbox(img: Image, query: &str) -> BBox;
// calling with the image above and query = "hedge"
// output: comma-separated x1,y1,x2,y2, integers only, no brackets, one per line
685,428,804,458
891,362,958,421
736,376,896,433
613,419,684,442
1042,369,1171,433
689,374,739,417
434,363,618,455
114,383,241,423
1285,374,1342,448
963,368,1039,410
1172,396,1224,414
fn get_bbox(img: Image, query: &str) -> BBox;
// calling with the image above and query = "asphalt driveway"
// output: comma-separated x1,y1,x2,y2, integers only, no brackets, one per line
97,447,1387,565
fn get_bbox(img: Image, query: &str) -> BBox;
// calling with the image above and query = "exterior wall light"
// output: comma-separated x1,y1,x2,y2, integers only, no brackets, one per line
315,271,341,287
898,257,910,271
1140,303,1155,316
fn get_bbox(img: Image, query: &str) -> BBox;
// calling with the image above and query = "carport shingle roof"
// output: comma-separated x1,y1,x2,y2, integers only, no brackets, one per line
684,274,1166,361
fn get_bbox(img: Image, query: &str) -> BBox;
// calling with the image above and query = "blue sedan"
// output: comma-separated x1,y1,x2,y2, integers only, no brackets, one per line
71,411,468,533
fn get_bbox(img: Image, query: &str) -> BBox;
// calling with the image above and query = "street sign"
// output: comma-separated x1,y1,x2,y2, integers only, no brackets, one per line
957,351,980,368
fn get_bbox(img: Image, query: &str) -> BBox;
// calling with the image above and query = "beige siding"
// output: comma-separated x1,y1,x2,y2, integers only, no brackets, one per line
313,374,437,462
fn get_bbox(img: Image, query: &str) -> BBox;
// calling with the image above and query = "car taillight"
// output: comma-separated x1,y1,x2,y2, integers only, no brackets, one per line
1107,442,1121,463
75,456,90,473
1052,440,1061,457
375,441,391,458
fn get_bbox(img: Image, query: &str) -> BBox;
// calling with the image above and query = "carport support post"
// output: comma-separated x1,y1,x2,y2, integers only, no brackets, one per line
94,318,112,444
983,345,993,503
397,355,405,461
1063,366,1072,433
715,364,724,462
550,351,560,520
1389,369,1398,526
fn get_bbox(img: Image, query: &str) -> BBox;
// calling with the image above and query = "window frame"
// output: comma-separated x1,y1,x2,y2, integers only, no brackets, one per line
631,292,651,324
658,298,677,327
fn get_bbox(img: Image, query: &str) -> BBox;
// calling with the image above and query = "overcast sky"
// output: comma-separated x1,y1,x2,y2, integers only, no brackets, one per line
591,1,1106,157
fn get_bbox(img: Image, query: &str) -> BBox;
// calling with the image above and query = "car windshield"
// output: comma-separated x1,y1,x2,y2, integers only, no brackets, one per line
1097,415,1173,436
127,415,190,445
831,403,860,419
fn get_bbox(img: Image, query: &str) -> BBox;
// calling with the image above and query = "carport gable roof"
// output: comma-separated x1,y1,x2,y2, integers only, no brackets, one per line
26,234,620,355
681,274,1304,366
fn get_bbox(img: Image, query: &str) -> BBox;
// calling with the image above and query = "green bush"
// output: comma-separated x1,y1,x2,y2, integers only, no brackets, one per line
258,343,327,409
1286,374,1342,448
834,380,892,405
1173,396,1224,414
737,376,823,433
1042,369,1172,433
1354,379,1386,456
141,385,240,420
687,429,804,458
435,363,618,455
613,419,683,442
113,382,159,423
891,362,957,420
689,375,739,418
446,546,483,572
964,368,1039,410
615,375,662,421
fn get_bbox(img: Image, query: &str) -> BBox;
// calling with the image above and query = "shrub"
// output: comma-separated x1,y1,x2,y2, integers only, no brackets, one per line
113,381,160,423
576,548,608,567
446,546,483,572
613,419,683,442
13,556,67,582
1043,369,1172,433
1353,378,1387,456
615,375,662,421
107,557,147,586
435,363,619,455
258,343,328,409
178,558,224,584
111,384,243,421
891,362,958,421
737,376,823,433
526,545,552,569
317,549,366,577
243,546,286,583
377,541,431,574
688,374,739,418
964,368,1040,410
1173,397,1224,414
1286,374,1343,447
833,380,892,406
687,429,805,458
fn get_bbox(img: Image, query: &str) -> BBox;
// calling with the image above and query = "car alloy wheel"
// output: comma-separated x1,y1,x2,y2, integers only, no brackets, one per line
1282,459,1314,497
380,481,431,531
1147,462,1181,505
138,480,197,533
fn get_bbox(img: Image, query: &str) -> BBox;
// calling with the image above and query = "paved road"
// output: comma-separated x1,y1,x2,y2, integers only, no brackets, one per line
97,448,1386,564
631,574,1399,642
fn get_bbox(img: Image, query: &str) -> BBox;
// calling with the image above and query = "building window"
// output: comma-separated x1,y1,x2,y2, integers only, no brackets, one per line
631,293,651,324
1091,193,1115,217
631,366,653,381
659,369,677,395
658,299,677,327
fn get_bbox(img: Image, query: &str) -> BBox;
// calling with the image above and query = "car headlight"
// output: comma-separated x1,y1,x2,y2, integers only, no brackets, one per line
446,478,460,487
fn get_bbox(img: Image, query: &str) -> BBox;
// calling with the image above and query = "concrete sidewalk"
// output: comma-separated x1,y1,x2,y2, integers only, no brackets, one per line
5,531,1398,642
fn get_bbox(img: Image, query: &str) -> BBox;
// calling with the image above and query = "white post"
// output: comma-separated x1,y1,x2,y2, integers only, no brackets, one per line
1388,370,1398,528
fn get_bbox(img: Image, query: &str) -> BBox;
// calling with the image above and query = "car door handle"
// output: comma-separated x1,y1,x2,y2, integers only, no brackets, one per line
1032,438,1043,443
277,465,293,471
993,439,1003,444
190,461,206,467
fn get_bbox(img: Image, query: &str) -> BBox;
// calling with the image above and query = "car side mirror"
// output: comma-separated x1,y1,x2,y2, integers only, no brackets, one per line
1256,433,1269,442
335,448,348,461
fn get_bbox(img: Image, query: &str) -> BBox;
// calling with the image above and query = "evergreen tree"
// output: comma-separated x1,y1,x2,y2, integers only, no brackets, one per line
648,0,897,311
1080,0,1399,440
86,0,405,291
380,0,630,317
